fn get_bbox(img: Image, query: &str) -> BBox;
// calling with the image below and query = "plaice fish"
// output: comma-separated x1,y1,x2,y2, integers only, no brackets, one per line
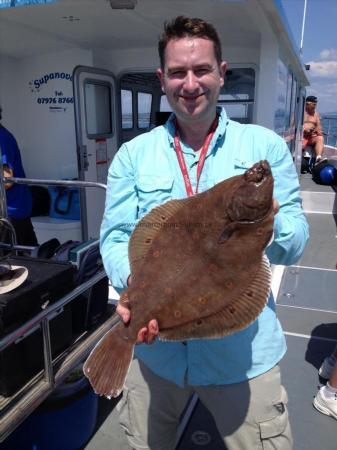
84,160,274,398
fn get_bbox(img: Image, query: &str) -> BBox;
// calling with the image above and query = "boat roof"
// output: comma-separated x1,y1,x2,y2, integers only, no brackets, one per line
0,0,309,85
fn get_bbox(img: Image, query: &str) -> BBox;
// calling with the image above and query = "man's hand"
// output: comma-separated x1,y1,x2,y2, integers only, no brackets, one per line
3,166,13,190
273,198,279,215
117,276,159,344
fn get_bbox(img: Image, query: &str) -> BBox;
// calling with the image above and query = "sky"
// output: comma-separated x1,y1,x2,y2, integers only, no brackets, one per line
281,0,337,113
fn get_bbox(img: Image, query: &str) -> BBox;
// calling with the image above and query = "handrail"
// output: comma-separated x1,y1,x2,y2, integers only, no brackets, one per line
2,177,107,190
0,269,105,351
0,176,110,441
322,117,337,148
0,269,117,442
0,176,107,248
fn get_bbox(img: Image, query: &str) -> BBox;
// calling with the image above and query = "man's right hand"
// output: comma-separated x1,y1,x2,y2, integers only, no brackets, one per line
116,277,159,344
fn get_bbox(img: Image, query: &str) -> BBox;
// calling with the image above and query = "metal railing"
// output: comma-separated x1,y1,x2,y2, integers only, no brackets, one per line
0,175,120,442
323,117,337,148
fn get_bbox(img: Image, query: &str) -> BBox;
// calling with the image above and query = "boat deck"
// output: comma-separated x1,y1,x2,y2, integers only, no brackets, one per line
83,172,337,450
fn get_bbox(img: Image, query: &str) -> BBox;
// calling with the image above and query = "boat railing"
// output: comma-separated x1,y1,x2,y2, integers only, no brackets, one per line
323,116,337,148
0,177,119,442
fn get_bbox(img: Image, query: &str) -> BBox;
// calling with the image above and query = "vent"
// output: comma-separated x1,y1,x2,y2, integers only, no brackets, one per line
108,0,137,9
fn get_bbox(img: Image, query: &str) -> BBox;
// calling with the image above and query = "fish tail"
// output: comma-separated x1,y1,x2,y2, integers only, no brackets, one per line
83,322,135,398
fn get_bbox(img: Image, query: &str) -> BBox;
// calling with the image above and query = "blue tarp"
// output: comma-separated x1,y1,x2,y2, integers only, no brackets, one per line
0,0,57,8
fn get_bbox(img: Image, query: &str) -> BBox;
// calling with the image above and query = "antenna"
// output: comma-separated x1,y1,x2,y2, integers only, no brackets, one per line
300,0,308,55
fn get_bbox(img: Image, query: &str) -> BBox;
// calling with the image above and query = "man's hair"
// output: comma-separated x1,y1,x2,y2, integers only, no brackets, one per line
306,95,317,103
158,16,222,69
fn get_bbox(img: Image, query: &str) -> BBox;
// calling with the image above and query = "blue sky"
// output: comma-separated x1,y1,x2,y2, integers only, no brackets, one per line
281,0,337,113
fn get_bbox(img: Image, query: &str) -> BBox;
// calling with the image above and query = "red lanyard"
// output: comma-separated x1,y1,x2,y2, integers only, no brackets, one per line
174,116,218,196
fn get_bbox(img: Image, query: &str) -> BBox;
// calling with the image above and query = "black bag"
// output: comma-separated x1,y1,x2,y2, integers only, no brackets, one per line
0,256,75,396
30,238,61,259
51,240,109,333
0,256,75,336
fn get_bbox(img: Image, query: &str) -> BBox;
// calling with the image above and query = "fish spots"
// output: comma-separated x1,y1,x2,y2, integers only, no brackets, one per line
246,290,253,298
145,238,152,244
140,281,147,288
196,319,203,326
192,231,199,240
153,250,161,258
198,296,207,304
225,280,234,289
207,263,217,272
174,310,182,318
256,228,263,236
229,307,236,314
165,287,173,295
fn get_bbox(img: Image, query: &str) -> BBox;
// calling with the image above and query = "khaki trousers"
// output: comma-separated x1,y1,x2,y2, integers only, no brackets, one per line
117,359,293,450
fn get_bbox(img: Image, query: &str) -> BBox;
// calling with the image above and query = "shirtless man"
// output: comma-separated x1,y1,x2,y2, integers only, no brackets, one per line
303,96,326,164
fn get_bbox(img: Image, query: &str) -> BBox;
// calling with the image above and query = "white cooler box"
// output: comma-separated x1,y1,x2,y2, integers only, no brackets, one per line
32,216,82,244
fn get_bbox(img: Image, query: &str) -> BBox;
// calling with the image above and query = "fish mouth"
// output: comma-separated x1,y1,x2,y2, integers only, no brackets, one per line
244,160,271,184
226,160,273,224
235,203,273,225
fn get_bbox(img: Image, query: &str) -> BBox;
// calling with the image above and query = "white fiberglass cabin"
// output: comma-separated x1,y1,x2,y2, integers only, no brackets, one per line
0,0,309,242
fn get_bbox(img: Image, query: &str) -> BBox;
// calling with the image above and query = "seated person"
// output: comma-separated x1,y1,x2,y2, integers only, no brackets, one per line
302,96,327,165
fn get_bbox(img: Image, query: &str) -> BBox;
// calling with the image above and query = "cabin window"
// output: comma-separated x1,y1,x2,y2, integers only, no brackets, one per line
274,59,290,136
0,0,57,8
289,77,298,128
137,92,152,129
84,81,112,137
160,95,173,112
121,89,133,129
217,68,255,124
285,71,293,129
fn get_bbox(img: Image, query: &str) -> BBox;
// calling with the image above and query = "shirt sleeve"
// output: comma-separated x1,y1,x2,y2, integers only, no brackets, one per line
100,144,138,290
265,136,309,265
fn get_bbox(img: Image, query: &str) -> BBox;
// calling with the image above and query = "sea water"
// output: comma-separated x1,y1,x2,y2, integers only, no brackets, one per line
322,116,337,147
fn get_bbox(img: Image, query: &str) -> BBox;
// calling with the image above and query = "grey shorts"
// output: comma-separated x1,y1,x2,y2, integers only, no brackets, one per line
117,359,293,450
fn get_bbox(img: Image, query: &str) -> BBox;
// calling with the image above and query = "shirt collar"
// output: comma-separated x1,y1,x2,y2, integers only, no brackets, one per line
166,107,229,148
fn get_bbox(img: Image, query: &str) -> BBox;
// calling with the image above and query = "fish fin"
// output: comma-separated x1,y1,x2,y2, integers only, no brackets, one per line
83,322,135,398
159,255,271,341
129,198,191,272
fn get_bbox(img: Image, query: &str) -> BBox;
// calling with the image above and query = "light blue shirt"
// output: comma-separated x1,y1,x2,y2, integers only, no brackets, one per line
100,108,309,386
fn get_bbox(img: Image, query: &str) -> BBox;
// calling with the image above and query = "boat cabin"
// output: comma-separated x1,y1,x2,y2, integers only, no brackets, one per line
0,0,309,240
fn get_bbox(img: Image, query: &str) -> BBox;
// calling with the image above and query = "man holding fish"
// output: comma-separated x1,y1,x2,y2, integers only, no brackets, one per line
85,16,309,450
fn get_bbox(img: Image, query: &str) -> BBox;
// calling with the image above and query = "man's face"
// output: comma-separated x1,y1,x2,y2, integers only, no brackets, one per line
157,37,226,125
306,101,316,113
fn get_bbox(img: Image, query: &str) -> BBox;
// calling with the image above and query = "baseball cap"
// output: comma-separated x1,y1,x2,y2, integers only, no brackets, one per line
0,265,28,294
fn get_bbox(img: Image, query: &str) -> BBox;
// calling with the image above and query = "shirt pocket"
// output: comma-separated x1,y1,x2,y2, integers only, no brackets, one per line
258,385,292,450
136,175,174,218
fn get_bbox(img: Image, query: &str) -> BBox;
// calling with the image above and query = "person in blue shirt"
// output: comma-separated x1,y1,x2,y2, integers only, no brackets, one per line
100,16,309,450
0,107,38,248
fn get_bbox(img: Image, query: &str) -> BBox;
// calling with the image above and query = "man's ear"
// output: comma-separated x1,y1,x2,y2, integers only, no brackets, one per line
156,68,165,93
219,61,227,87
